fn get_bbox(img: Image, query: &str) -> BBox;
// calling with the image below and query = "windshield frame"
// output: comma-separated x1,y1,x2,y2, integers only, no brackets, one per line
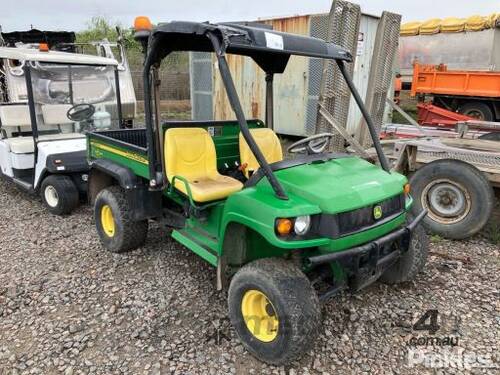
23,61,123,154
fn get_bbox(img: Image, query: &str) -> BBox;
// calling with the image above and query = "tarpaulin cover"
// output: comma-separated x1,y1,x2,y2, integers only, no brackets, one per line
401,13,500,36
419,19,441,35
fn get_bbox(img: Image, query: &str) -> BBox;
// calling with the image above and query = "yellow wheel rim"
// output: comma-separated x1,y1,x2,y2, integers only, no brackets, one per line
241,289,279,342
101,205,115,237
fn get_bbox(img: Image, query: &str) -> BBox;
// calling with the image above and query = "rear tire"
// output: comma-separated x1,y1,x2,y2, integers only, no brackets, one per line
379,219,429,284
94,185,148,253
228,258,321,365
40,175,79,215
459,101,493,122
410,159,494,239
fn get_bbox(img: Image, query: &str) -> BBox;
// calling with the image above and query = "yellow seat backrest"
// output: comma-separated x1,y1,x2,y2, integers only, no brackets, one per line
239,128,283,178
165,127,218,183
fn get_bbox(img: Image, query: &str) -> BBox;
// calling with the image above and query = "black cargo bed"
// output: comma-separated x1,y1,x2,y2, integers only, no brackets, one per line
89,128,148,153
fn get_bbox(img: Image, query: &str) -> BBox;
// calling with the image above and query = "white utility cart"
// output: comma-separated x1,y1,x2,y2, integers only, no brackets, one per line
0,46,125,214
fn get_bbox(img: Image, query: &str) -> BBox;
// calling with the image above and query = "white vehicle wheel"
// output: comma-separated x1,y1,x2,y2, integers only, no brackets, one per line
40,175,79,216
44,185,60,207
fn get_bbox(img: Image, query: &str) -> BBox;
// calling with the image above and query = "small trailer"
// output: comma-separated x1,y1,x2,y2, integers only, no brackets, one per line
372,136,498,239
376,99,498,239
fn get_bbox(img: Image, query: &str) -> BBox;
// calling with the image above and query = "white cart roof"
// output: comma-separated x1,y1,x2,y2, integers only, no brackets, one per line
0,46,118,66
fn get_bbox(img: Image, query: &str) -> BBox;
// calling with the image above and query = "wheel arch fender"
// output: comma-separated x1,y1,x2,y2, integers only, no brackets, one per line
34,168,49,191
88,159,162,221
88,159,139,204
219,215,280,255
218,219,290,279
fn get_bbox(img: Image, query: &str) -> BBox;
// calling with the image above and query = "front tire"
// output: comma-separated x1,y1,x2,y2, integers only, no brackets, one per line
410,159,494,239
379,220,429,284
228,258,321,365
40,175,79,215
94,186,148,253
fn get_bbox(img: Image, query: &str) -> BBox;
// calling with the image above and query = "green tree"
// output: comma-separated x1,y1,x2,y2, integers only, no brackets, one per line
76,16,188,71
76,16,140,51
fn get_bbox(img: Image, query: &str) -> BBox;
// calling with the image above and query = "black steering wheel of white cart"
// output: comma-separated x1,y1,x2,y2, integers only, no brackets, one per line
67,103,96,122
287,133,334,155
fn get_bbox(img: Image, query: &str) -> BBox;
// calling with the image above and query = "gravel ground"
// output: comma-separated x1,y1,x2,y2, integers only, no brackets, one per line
0,179,498,375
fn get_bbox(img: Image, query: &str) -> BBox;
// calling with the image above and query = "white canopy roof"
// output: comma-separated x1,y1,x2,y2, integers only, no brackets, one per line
0,46,118,66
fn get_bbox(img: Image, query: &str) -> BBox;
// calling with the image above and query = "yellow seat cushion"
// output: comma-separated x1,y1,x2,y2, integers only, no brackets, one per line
239,128,283,178
183,176,243,202
165,127,243,202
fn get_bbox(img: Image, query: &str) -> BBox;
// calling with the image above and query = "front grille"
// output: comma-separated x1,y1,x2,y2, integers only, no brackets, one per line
315,194,405,239
338,194,404,235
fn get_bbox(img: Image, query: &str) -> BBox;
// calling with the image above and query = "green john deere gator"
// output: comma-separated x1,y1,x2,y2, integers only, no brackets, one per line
86,18,429,364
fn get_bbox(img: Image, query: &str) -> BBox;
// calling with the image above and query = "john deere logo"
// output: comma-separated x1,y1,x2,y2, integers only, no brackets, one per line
373,205,383,220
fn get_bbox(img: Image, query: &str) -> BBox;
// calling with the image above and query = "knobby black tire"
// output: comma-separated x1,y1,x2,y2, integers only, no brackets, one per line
94,185,148,253
228,258,321,365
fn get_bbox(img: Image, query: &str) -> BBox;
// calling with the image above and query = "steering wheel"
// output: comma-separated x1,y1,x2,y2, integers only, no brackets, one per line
67,103,95,122
287,133,334,155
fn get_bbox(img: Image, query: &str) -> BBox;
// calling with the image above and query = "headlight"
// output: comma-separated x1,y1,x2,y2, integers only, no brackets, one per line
294,215,311,235
275,216,312,237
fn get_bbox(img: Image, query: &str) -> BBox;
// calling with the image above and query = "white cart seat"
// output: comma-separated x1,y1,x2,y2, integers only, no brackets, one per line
5,133,84,154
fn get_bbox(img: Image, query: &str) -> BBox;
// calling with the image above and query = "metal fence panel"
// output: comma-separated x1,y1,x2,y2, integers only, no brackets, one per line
190,52,213,120
131,71,189,101
305,15,329,136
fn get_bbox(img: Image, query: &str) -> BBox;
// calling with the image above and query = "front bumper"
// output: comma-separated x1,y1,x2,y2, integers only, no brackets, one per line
307,209,427,291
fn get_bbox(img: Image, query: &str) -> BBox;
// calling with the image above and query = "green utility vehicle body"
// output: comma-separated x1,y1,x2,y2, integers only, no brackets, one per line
87,20,428,365
87,119,410,268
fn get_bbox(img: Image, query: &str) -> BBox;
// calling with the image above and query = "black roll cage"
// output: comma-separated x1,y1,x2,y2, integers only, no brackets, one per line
140,21,390,200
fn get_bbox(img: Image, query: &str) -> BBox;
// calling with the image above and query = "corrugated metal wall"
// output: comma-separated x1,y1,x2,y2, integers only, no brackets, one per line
211,15,310,136
190,13,384,137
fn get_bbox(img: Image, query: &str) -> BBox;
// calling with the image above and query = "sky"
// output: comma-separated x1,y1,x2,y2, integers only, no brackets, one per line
1,0,499,32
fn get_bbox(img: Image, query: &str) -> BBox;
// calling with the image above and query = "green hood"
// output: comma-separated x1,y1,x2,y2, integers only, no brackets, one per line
270,157,407,214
